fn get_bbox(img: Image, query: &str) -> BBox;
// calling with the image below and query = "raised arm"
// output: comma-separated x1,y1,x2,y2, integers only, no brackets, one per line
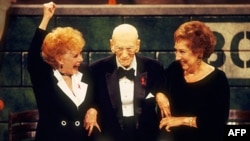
39,1,56,30
27,2,56,76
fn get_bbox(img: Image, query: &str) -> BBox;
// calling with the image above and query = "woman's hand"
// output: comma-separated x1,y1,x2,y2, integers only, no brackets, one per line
39,1,56,30
159,116,197,132
84,108,101,136
156,92,171,118
43,1,56,19
159,116,180,132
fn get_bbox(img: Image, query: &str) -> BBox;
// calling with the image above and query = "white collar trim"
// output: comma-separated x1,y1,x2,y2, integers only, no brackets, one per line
53,70,88,107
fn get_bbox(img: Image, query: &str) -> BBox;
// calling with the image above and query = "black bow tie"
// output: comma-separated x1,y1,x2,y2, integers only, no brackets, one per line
117,67,135,80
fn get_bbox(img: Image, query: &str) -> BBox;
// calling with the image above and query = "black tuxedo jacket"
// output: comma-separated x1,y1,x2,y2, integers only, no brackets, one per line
90,54,165,141
27,28,94,141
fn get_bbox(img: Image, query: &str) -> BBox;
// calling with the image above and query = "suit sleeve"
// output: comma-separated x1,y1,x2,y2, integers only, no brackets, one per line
27,28,49,81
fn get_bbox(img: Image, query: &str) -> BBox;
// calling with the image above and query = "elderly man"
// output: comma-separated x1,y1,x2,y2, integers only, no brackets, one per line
90,24,165,141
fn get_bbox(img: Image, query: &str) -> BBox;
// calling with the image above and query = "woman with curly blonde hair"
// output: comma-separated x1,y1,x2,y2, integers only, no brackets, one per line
27,2,100,141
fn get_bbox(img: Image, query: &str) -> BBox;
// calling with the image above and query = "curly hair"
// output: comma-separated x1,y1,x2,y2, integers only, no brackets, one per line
41,27,85,69
174,21,216,59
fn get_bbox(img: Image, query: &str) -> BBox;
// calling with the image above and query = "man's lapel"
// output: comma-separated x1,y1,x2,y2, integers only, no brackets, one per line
106,70,121,110
134,55,147,115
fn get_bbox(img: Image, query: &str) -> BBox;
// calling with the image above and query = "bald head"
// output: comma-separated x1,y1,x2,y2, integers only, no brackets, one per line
112,24,138,41
110,24,140,67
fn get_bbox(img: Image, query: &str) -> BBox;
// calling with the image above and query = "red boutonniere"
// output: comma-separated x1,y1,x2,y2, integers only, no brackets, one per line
141,76,147,87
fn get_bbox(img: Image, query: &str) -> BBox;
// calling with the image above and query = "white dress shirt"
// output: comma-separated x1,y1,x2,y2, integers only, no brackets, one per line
116,56,137,117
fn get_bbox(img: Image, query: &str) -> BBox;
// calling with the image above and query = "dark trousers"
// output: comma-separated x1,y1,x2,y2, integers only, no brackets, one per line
92,116,145,141
122,116,137,141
